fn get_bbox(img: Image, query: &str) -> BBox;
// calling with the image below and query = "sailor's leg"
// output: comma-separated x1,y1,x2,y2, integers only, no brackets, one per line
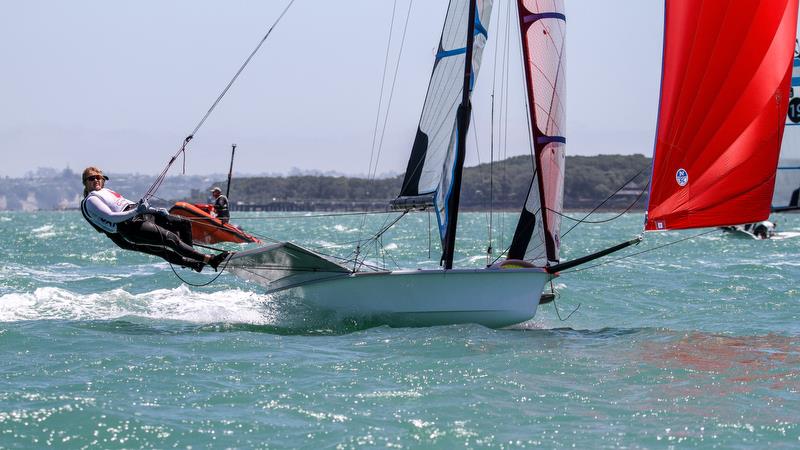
107,233,200,269
118,217,208,263
153,214,194,246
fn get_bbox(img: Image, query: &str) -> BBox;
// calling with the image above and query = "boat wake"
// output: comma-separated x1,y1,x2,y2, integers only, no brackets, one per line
0,286,394,334
0,286,275,324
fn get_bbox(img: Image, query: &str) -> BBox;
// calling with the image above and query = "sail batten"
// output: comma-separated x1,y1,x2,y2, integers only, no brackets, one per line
646,0,799,231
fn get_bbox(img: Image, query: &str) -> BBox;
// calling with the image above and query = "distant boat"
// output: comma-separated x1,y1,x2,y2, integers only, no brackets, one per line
218,0,796,327
168,201,261,245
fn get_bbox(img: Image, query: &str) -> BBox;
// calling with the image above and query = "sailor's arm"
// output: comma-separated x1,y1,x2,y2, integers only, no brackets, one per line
85,196,139,223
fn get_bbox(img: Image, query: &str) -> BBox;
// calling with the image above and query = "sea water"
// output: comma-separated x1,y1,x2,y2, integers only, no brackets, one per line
1,210,799,449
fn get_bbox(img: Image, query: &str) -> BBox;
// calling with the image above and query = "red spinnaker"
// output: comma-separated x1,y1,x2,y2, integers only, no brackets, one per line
645,0,798,231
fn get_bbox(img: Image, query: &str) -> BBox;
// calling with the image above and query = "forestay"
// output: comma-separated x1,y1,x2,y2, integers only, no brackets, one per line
645,0,798,231
392,0,493,249
508,0,566,267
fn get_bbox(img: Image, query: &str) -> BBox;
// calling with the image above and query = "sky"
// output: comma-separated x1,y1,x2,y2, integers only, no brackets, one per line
1,1,682,178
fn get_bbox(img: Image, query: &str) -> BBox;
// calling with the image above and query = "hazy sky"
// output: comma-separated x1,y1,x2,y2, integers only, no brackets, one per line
0,1,735,178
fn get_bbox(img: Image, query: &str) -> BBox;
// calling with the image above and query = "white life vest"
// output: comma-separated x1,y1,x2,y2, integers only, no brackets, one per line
81,188,135,233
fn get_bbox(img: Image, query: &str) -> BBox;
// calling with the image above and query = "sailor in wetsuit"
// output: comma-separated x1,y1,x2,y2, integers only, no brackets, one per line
210,187,230,224
80,167,231,272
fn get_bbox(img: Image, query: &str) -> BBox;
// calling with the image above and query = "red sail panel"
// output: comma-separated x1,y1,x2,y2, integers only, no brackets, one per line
512,0,566,265
645,0,798,231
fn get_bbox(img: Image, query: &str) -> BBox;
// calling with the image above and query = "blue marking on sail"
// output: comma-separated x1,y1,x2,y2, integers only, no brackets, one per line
475,7,487,38
522,12,566,24
436,47,467,60
437,125,463,240
537,136,566,145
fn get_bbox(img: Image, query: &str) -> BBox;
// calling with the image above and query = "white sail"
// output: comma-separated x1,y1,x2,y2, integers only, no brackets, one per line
394,0,493,247
225,0,558,328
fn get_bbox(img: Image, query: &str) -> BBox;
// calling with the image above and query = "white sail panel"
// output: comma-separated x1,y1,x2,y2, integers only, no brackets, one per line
395,0,493,242
509,0,566,266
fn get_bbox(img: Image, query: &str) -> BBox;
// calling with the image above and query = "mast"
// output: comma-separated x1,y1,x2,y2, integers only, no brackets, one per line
442,0,477,270
226,143,236,198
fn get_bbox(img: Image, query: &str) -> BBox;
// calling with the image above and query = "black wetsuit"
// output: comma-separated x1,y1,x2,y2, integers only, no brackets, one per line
81,201,207,269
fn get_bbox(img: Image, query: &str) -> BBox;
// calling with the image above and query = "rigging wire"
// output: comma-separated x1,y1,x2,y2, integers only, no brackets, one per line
559,169,648,239
143,0,297,201
356,0,414,259
554,179,648,226
365,0,400,181
486,168,647,268
559,229,718,274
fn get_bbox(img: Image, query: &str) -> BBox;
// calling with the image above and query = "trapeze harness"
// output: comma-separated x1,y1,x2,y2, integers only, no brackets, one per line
81,188,207,269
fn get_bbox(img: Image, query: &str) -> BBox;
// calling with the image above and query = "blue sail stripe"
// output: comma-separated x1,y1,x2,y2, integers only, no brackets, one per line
436,47,467,60
537,136,566,144
474,7,487,38
522,12,566,24
437,123,464,242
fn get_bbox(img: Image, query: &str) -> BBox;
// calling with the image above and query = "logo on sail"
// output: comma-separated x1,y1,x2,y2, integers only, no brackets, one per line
675,168,688,187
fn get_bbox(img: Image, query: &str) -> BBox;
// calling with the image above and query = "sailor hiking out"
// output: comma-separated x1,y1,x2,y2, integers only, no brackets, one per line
80,166,232,272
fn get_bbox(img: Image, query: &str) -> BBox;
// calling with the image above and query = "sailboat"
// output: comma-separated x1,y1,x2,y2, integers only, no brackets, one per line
218,0,797,327
227,0,573,328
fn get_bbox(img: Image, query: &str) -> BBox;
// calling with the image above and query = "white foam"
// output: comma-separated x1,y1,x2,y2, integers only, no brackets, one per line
0,286,275,324
31,224,57,239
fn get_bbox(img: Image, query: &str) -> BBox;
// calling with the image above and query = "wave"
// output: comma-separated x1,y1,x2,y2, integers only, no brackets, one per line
0,286,271,324
0,286,389,334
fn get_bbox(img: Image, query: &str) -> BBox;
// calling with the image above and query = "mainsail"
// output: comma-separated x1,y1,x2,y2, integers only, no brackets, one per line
507,0,566,266
645,0,798,231
773,51,800,212
392,0,493,266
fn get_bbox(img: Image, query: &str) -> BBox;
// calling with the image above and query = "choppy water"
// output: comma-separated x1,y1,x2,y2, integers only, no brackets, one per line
1,210,799,448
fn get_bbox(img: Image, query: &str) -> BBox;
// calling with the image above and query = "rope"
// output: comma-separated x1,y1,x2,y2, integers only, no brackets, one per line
554,180,648,226
150,214,230,287
559,228,717,274
143,0,297,201
548,279,581,321
559,169,648,239
230,210,396,220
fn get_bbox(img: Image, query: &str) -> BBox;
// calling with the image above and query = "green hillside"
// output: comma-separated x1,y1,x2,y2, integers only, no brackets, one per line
190,154,652,211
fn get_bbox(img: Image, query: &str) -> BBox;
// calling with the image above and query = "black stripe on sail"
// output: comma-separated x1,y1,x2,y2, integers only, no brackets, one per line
508,207,536,260
398,128,430,198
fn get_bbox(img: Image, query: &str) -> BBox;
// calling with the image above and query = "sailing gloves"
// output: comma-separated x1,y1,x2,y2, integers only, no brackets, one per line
136,199,150,214
136,199,169,217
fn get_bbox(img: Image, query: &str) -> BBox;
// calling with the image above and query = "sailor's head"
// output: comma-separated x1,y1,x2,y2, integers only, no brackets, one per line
211,187,222,197
82,166,108,193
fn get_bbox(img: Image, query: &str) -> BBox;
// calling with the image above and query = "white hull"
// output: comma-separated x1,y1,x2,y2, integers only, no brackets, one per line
255,268,550,328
